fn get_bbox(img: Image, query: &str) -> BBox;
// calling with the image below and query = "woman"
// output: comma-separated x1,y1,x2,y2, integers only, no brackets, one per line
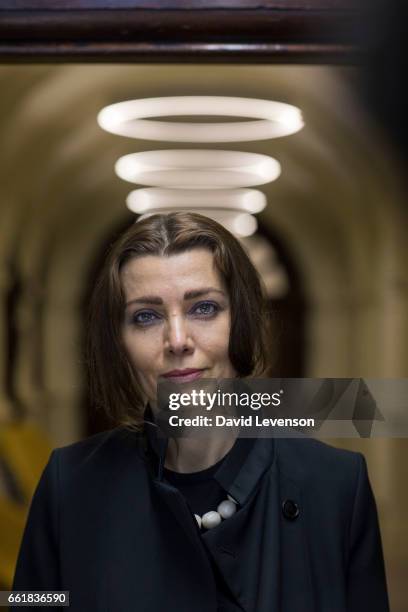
12,212,389,611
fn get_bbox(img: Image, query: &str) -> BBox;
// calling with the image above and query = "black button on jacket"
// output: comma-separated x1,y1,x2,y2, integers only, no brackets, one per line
12,421,389,612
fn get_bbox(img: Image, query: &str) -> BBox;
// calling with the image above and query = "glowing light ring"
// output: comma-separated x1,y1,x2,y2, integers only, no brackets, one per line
115,150,281,188
97,96,304,142
126,188,266,214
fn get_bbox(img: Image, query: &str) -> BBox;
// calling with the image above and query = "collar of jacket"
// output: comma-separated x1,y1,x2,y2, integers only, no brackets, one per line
142,403,276,506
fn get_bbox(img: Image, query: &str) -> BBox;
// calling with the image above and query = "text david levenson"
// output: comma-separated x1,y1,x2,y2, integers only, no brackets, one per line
168,415,315,428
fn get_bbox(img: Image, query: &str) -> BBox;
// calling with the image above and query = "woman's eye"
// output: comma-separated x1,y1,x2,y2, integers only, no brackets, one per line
191,301,219,317
132,311,159,326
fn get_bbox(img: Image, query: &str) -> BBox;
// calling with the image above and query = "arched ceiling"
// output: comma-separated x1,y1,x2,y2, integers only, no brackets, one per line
0,64,404,301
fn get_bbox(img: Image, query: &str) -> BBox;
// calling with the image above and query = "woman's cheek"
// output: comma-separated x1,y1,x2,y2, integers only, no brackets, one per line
203,318,230,351
124,326,161,364
200,333,230,359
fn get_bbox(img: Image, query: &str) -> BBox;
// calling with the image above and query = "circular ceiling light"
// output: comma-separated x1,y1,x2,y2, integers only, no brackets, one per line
97,96,304,142
115,150,281,188
126,187,266,214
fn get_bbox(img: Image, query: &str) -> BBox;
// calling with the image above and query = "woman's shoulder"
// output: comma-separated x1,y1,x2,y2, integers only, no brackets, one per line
276,436,367,495
52,426,145,474
278,435,362,465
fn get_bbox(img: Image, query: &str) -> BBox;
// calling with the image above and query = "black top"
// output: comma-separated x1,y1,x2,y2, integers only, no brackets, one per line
162,436,256,523
163,452,228,519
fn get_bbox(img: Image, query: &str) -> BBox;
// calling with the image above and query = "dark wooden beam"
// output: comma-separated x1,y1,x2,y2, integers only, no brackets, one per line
0,1,361,64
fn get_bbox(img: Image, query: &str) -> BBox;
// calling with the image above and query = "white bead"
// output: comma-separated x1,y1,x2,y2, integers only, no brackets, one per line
217,500,237,519
227,494,238,504
201,511,222,530
194,514,202,529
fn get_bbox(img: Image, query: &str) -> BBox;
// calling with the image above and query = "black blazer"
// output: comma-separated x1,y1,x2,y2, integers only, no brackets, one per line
12,422,389,612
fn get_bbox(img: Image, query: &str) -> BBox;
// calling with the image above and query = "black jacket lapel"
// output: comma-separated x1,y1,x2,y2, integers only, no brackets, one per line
201,438,280,612
204,460,281,612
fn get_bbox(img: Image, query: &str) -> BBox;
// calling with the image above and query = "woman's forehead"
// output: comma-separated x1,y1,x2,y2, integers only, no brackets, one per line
120,250,225,296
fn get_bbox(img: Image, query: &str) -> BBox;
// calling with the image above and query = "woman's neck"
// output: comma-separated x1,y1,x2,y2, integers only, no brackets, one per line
164,434,237,473
148,399,239,473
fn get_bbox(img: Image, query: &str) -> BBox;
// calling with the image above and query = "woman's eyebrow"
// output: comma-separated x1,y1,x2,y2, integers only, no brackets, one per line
126,296,163,307
184,287,225,300
125,287,225,307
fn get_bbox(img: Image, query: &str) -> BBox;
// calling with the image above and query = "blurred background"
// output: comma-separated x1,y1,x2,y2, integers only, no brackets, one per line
0,63,407,608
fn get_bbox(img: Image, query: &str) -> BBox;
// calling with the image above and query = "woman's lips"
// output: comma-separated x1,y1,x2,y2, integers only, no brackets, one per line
161,369,205,383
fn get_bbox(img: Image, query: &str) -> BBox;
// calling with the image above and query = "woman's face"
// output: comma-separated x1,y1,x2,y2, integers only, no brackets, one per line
120,248,237,405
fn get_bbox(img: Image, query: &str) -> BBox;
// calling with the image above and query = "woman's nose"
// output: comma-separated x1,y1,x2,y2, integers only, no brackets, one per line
164,314,193,355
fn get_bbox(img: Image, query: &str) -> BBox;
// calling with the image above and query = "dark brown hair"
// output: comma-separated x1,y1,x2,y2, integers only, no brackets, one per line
87,212,271,429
